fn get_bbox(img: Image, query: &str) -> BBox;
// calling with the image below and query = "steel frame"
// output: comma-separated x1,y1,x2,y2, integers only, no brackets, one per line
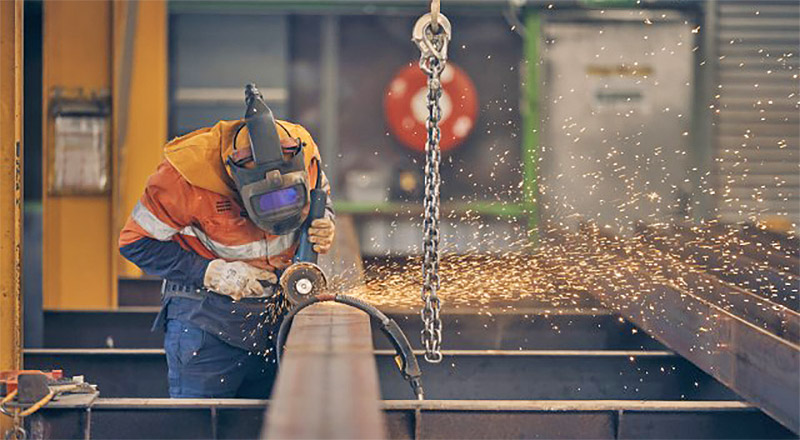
24,348,738,401
581,231,800,433
22,398,795,440
41,308,661,350
638,223,799,309
0,0,24,435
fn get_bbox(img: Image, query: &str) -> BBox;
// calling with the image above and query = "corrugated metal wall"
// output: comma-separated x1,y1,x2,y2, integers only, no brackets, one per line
715,1,799,228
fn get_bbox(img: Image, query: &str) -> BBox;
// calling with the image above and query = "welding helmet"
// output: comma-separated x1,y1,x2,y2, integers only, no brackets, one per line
227,84,309,235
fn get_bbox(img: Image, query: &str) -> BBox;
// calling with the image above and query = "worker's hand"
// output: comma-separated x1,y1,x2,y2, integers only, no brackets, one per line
308,218,335,254
204,259,277,301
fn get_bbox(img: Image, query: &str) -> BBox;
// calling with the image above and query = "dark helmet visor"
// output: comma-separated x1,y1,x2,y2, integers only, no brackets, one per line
255,186,303,214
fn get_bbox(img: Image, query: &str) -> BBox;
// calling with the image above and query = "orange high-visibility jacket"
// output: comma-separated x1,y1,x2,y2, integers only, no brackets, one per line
119,119,332,273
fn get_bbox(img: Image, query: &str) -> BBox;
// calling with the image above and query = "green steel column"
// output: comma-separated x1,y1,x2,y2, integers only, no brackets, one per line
522,12,541,244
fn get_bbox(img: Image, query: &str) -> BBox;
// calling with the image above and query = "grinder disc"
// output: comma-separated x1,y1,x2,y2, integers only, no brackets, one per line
279,262,328,305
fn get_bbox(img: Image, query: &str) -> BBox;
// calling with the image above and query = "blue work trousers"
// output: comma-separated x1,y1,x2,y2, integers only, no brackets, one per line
164,319,277,398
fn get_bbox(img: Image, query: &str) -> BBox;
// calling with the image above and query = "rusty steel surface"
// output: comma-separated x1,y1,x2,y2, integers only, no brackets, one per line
262,302,387,439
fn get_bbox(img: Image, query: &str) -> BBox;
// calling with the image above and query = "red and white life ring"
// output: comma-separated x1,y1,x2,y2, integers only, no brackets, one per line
383,62,478,153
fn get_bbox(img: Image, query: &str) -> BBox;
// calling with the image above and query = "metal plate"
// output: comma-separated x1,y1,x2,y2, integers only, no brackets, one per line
540,12,694,232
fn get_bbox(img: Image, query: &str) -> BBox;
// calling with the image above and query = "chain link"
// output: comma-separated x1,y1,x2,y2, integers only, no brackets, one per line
413,10,451,364
3,411,26,440
4,426,26,440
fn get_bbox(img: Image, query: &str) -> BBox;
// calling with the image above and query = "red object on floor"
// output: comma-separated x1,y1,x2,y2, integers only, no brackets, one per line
0,370,63,394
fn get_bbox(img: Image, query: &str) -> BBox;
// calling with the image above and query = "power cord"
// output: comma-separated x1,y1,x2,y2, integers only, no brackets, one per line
275,293,424,400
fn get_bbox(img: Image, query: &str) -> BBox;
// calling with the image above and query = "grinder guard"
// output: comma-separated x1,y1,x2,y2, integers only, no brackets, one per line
280,262,328,305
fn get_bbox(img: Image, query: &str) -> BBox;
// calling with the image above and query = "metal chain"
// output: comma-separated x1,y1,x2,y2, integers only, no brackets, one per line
413,8,451,364
430,0,441,33
3,411,26,440
4,426,26,440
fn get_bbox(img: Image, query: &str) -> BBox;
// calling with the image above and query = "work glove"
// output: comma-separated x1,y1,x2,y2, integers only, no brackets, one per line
203,259,277,301
308,218,335,254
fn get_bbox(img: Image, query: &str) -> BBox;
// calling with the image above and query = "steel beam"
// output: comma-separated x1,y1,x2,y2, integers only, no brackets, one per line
24,348,737,401
384,400,796,440
41,308,663,351
372,309,662,351
0,0,24,435
377,350,737,402
24,348,169,398
42,0,114,309
638,223,799,309
262,214,386,438
20,399,795,440
43,308,163,349
0,0,23,370
580,232,800,433
262,303,387,439
167,0,702,15
706,223,800,274
636,226,800,341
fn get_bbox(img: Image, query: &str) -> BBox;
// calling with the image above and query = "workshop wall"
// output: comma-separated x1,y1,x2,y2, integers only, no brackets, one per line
333,14,523,204
167,11,527,255
26,2,800,310
714,1,799,230
286,13,527,255
539,11,695,234
168,14,289,137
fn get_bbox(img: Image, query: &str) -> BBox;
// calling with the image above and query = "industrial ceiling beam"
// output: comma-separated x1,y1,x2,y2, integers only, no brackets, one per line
168,0,702,15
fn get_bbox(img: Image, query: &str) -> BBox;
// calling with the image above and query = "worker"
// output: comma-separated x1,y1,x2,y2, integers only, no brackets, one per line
118,85,335,398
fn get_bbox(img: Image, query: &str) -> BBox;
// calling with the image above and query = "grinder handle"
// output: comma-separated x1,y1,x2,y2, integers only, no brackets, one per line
295,188,328,264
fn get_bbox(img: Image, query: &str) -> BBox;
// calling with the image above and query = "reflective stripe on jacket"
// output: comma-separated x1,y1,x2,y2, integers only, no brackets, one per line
119,119,333,272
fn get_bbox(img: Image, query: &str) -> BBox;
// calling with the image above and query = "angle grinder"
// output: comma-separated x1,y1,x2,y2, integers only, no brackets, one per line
279,184,328,305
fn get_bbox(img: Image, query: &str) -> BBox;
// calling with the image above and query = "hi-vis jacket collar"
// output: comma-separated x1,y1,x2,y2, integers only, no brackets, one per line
163,119,321,199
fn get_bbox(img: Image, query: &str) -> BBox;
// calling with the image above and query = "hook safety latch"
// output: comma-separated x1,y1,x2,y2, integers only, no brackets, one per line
412,12,452,69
